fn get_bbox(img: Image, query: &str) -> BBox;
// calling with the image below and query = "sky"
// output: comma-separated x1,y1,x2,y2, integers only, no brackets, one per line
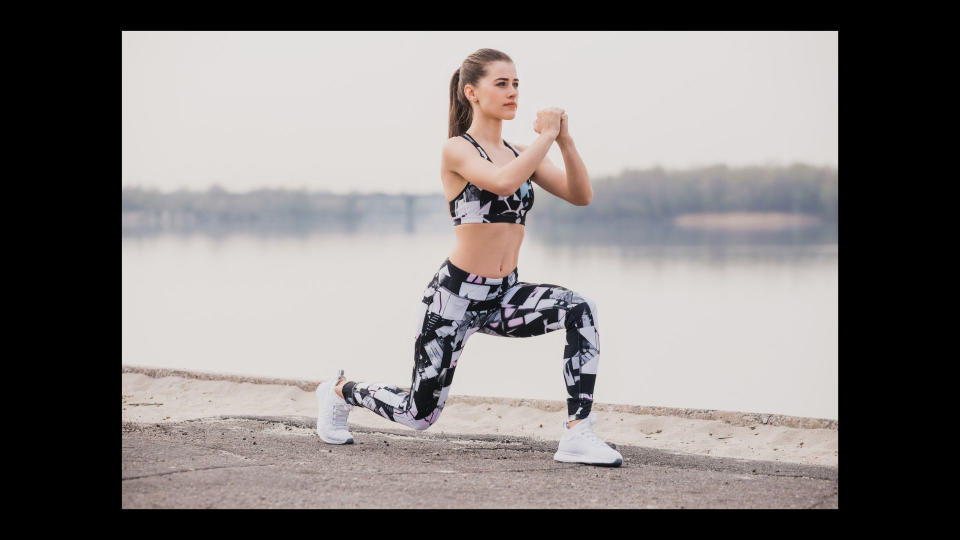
122,31,838,195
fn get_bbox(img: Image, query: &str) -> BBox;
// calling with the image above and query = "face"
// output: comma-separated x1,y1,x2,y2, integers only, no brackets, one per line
464,60,519,120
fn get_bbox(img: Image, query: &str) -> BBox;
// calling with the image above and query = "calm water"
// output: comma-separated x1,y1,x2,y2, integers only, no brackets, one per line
122,225,838,419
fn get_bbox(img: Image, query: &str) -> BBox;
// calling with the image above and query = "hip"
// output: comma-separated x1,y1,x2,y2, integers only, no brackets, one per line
420,257,520,318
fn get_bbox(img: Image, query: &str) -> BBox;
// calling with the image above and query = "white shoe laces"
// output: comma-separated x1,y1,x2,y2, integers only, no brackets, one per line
332,401,351,431
567,415,607,447
322,374,352,432
577,424,606,446
332,376,352,430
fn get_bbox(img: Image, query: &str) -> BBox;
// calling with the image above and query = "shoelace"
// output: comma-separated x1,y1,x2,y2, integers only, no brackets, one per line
577,425,607,447
332,401,351,431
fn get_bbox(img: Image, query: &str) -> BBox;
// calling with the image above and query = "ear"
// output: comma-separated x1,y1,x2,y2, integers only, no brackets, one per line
463,84,476,104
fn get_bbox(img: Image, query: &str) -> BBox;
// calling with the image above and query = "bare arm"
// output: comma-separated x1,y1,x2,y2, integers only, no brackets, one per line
555,133,592,205
442,130,558,198
515,132,593,206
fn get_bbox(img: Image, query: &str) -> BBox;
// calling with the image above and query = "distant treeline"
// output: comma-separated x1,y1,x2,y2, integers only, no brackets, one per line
122,164,837,228
534,164,837,223
122,186,382,225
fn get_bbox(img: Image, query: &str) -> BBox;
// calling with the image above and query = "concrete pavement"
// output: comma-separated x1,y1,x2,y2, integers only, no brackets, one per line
122,416,837,509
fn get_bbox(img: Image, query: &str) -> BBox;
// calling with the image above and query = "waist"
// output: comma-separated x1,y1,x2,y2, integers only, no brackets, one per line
435,257,519,308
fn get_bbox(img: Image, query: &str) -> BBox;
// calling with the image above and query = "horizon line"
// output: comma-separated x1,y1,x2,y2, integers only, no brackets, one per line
122,161,839,196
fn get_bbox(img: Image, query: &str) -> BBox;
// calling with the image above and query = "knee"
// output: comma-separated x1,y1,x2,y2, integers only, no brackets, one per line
581,295,598,315
567,295,599,327
584,297,599,325
410,416,439,431
409,406,442,430
411,421,433,431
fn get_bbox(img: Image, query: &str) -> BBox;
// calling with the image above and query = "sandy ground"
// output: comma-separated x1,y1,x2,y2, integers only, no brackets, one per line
122,372,837,468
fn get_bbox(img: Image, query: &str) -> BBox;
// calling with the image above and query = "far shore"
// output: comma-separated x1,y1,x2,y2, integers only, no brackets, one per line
673,212,823,231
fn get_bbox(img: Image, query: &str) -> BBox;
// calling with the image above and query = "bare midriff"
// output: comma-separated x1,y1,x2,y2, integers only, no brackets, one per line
442,139,527,280
448,222,524,279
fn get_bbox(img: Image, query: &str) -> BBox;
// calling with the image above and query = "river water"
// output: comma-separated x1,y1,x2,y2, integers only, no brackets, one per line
122,221,837,419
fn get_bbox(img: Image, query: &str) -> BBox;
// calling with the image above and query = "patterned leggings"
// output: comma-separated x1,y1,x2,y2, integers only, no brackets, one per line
341,258,600,430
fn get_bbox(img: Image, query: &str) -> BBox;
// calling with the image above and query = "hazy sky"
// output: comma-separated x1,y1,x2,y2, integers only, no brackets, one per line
122,31,838,195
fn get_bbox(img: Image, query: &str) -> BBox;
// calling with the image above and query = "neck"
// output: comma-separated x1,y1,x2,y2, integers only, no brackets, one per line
466,113,503,149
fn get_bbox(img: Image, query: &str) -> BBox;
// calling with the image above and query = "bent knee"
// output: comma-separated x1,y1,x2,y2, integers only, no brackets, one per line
585,297,599,320
576,294,596,309
410,416,439,431
576,295,599,325
411,421,433,431
566,295,599,325
407,407,442,430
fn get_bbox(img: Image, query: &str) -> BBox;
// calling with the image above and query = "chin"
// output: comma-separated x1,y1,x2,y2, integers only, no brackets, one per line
500,110,517,120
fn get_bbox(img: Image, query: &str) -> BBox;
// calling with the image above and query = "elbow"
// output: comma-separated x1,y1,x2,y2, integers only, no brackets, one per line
496,175,518,198
576,193,593,206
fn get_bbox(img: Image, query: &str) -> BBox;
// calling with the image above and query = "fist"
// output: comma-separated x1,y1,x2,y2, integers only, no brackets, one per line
559,112,569,139
533,107,564,136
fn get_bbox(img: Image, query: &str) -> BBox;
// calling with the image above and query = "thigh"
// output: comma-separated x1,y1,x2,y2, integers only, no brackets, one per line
478,281,596,338
409,277,485,414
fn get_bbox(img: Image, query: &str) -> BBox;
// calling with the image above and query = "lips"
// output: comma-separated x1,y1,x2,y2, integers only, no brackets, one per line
505,103,517,108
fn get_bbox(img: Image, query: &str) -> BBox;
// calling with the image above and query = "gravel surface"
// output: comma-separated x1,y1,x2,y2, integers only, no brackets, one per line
122,416,837,509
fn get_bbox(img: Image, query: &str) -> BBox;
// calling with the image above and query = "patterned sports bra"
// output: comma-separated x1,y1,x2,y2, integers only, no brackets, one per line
448,132,535,226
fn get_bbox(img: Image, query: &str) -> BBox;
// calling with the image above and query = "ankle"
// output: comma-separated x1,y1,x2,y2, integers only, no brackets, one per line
566,419,582,429
334,379,346,400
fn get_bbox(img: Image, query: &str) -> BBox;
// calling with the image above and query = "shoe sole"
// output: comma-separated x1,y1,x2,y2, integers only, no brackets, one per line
553,451,622,467
318,434,354,445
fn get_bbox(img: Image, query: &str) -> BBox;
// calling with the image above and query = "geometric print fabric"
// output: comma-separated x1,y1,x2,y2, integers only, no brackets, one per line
448,133,535,226
342,258,602,427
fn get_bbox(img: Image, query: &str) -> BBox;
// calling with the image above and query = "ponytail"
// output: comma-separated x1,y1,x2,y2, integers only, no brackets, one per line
447,48,513,138
448,68,472,138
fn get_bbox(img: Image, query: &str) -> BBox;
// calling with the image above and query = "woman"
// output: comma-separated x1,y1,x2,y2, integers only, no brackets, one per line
316,48,622,466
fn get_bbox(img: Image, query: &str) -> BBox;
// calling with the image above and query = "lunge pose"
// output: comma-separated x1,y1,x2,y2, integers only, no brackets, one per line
316,48,622,466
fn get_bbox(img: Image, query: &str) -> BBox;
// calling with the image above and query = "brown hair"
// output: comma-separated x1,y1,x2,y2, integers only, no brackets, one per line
448,48,514,138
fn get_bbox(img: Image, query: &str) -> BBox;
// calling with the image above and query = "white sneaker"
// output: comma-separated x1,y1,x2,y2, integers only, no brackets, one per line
315,369,354,445
553,412,623,467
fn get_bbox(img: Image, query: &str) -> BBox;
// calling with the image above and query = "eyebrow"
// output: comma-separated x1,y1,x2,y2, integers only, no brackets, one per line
494,78,519,82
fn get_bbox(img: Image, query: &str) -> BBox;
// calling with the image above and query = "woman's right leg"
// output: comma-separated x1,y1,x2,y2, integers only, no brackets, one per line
339,265,484,430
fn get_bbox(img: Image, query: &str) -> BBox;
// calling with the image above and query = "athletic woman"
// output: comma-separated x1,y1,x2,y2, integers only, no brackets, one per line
316,48,622,466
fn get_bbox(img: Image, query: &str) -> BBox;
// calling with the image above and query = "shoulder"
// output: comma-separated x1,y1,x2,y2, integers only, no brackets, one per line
441,135,472,158
441,135,473,154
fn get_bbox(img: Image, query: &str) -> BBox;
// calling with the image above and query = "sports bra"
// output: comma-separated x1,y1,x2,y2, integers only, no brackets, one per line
448,132,535,226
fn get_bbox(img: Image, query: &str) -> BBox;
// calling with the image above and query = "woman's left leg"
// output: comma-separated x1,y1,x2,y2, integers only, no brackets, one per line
477,281,600,422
